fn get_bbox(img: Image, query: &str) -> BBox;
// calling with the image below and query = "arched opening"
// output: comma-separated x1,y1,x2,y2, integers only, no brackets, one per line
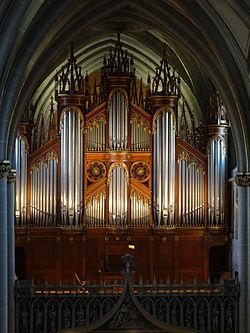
15,246,26,280
209,245,230,282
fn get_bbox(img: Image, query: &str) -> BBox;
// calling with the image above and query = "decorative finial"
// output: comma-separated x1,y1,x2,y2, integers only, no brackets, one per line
122,253,134,277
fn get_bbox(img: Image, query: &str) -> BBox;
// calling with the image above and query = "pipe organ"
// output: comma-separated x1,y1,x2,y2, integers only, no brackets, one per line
15,38,230,284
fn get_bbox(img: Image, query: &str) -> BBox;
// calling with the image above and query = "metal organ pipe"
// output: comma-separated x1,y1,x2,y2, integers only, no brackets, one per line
15,136,28,226
30,151,57,226
60,107,83,226
108,90,128,151
131,191,150,226
153,110,175,226
177,153,205,227
86,192,105,227
131,118,150,151
208,137,226,227
108,165,128,226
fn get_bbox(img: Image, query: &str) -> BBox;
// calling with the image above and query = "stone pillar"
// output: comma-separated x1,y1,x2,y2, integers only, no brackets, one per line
7,169,16,333
0,161,11,333
235,174,250,333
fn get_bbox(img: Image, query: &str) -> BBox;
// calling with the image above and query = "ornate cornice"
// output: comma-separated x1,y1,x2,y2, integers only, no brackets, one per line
0,161,11,178
235,173,250,187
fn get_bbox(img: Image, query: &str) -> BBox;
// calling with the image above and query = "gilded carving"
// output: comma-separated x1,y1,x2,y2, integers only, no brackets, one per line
130,161,150,182
86,161,106,182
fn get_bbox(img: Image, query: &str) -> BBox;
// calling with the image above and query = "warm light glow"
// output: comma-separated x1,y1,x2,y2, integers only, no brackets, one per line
128,244,135,249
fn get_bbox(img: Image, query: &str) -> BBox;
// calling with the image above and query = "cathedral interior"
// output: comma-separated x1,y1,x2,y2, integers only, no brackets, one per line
0,1,250,333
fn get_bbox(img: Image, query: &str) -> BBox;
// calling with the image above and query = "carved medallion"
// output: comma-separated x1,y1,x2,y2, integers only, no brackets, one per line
86,161,106,182
130,161,150,182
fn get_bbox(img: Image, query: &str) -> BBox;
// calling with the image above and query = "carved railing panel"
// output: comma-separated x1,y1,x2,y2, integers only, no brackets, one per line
16,277,238,333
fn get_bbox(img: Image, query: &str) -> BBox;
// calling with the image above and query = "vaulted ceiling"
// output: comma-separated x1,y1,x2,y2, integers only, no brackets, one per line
0,0,249,169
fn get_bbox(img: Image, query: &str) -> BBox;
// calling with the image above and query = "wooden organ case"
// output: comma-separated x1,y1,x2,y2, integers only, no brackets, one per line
15,38,230,285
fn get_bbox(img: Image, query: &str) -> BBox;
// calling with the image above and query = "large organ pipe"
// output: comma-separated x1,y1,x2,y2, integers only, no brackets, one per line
60,107,83,226
157,116,162,224
179,161,182,222
170,114,175,225
207,137,226,227
43,163,47,225
153,109,175,226
109,89,128,151
108,165,128,226
182,161,186,224
15,136,28,225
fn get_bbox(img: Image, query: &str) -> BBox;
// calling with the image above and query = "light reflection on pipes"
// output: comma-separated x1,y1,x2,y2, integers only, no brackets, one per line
60,107,83,227
108,164,128,226
108,89,128,151
177,152,205,227
153,109,175,226
14,135,28,226
208,137,226,227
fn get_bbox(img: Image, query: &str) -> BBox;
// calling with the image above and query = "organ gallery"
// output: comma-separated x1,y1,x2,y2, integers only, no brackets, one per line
15,36,230,286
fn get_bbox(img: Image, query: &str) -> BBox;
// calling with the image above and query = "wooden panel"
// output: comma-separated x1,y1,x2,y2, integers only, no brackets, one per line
179,240,203,268
86,238,99,281
62,241,81,282
31,241,56,270
133,238,149,277
15,228,227,285
153,239,175,280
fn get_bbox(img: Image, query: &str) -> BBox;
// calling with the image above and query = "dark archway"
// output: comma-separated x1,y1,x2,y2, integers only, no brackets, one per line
15,246,26,280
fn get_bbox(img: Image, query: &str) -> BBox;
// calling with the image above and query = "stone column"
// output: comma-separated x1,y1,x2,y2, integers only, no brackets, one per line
0,161,11,333
7,169,16,333
235,174,250,333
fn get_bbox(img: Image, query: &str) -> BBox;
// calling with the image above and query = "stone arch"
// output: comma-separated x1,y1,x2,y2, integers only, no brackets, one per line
0,1,247,173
